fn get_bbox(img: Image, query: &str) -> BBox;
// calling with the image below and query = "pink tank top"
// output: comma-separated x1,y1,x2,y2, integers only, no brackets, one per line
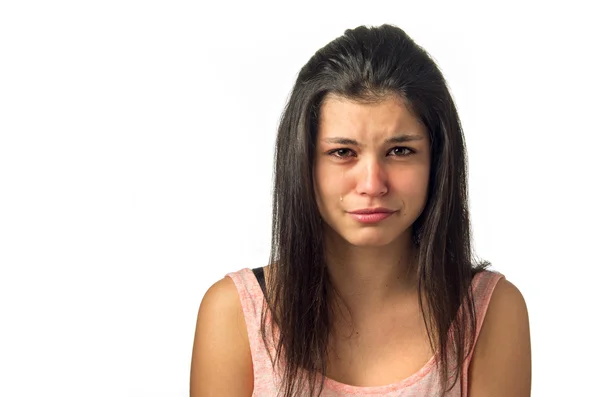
226,268,504,397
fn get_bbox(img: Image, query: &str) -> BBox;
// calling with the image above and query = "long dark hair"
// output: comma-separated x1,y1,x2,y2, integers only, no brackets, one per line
260,24,490,397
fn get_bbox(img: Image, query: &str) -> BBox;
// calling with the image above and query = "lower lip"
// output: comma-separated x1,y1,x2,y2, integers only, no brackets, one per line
349,212,395,223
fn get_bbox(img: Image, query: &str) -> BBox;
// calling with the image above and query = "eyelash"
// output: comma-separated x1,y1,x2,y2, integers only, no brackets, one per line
327,147,415,159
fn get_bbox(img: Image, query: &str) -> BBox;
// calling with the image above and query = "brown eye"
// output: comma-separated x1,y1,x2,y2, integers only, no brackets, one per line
388,147,415,157
328,149,355,158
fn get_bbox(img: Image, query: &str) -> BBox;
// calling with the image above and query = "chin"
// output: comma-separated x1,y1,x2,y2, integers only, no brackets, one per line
341,229,405,248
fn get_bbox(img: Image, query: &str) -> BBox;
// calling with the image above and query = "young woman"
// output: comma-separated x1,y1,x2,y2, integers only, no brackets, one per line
190,24,531,397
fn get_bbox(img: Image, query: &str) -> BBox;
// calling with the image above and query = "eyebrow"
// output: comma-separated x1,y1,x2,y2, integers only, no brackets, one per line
323,134,425,146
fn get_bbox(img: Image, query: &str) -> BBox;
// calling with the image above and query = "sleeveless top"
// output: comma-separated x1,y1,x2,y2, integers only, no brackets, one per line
226,267,505,397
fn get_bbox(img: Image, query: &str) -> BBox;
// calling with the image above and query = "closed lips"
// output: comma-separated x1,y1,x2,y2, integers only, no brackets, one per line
349,208,395,214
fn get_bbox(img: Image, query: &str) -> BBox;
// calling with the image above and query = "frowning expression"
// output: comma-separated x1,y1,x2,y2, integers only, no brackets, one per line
313,94,431,247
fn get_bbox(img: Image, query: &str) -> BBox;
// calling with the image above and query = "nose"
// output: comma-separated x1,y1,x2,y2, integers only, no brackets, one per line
355,157,388,197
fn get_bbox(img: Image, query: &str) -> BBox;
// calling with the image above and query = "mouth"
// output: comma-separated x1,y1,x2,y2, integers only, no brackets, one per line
348,207,396,214
347,208,397,224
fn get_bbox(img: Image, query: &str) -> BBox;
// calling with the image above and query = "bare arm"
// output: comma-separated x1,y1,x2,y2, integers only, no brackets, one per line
468,278,532,396
190,277,254,397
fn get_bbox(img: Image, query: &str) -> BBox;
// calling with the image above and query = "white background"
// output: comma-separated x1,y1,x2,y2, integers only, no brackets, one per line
1,1,598,396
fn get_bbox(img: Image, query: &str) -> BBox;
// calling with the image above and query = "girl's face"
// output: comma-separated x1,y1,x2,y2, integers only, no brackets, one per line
313,94,431,247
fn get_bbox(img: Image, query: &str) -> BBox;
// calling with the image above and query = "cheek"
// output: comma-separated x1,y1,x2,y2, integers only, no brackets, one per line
392,167,430,199
315,163,340,196
313,163,350,216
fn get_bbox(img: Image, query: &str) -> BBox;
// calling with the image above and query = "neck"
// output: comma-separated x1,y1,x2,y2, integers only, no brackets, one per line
324,229,419,319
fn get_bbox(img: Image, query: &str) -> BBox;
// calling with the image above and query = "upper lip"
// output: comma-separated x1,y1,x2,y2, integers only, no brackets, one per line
349,207,396,214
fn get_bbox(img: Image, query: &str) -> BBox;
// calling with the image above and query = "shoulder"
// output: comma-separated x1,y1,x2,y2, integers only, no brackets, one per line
190,277,253,396
467,277,532,396
201,276,244,312
487,277,527,313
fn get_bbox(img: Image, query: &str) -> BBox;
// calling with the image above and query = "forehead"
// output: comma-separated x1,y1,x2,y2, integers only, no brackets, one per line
317,93,426,139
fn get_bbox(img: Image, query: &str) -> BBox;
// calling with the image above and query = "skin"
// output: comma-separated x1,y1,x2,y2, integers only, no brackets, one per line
313,93,430,315
312,94,436,385
190,93,531,396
